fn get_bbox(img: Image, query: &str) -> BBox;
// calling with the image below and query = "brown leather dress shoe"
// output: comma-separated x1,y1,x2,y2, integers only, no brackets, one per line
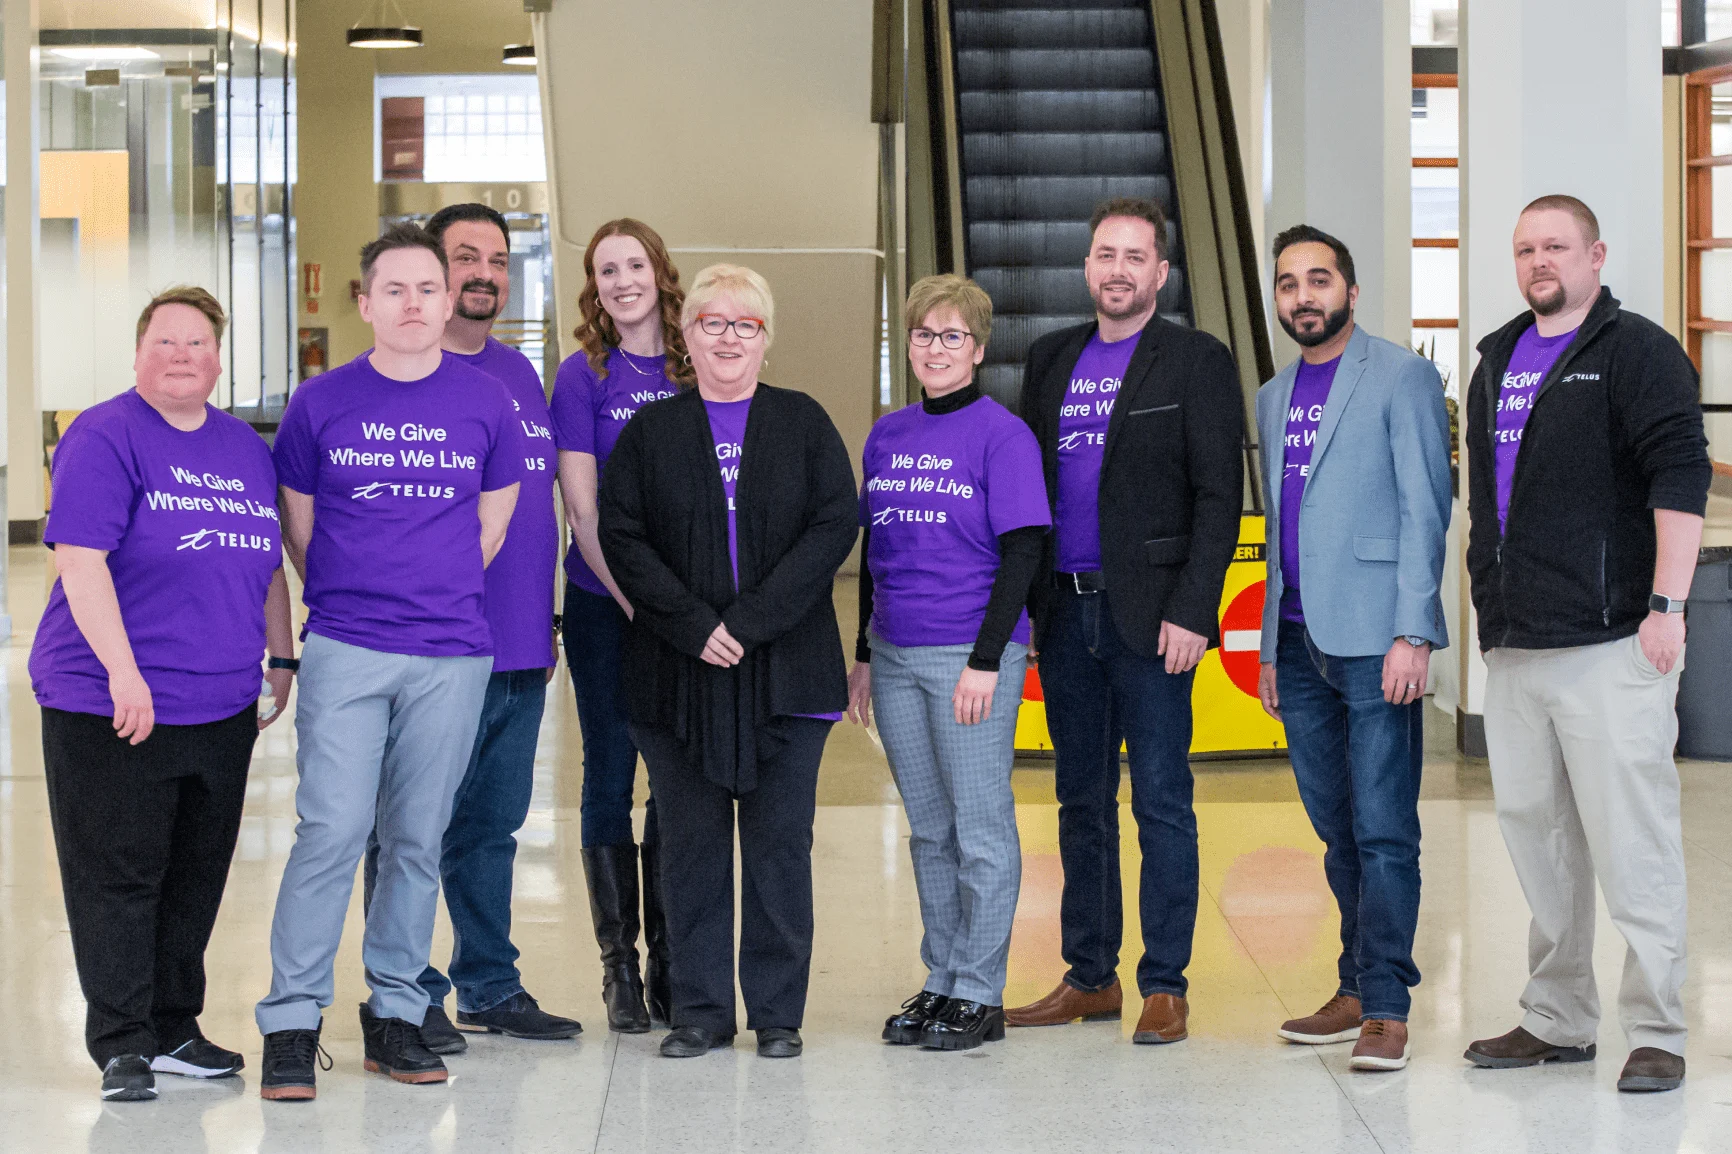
1132,993,1188,1044
1617,1047,1684,1092
1349,1019,1409,1071
1464,1025,1595,1069
1004,980,1123,1027
1277,994,1362,1045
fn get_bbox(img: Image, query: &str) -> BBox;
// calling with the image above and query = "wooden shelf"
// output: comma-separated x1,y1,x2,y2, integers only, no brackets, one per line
1413,318,1458,329
1413,237,1459,248
1412,157,1458,168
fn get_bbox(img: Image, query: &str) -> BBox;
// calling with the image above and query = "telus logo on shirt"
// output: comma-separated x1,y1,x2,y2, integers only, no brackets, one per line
1057,429,1105,452
350,481,458,501
872,506,949,526
176,528,277,552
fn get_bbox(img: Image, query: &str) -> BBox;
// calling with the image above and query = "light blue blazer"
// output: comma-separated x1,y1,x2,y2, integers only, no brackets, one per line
1255,324,1452,663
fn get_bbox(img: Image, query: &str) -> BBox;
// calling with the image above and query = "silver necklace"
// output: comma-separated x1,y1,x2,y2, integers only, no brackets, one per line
617,349,663,377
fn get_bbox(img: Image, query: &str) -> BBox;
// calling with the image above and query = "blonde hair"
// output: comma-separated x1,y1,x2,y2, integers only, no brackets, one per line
904,274,992,348
136,285,226,347
682,264,775,347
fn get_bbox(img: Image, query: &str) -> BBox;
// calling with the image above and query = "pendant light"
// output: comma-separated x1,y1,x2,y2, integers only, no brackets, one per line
502,44,536,66
348,0,422,49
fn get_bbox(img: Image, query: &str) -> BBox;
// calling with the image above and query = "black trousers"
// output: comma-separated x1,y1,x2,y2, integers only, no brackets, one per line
41,705,257,1068
631,717,831,1035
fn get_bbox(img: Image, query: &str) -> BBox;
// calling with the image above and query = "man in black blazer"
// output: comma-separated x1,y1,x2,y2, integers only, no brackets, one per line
1005,197,1244,1045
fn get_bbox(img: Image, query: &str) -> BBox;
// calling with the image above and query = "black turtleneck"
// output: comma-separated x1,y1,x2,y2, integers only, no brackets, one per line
855,382,1048,672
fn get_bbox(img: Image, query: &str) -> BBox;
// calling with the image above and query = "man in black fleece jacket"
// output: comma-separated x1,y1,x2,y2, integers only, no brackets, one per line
1462,196,1709,1094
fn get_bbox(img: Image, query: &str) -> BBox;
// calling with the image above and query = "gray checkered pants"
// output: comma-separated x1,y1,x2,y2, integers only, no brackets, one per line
870,634,1027,1005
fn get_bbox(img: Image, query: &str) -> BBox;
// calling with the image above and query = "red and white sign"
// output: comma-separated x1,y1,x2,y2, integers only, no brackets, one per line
1218,580,1266,698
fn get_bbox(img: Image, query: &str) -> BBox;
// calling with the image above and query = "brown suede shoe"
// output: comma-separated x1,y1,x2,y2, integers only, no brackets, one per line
1277,994,1363,1045
1349,1019,1409,1070
1132,993,1188,1044
1617,1047,1684,1092
1464,1025,1595,1069
1004,980,1123,1027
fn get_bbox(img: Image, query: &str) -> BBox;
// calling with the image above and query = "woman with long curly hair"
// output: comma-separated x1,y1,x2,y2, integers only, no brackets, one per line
551,218,691,1032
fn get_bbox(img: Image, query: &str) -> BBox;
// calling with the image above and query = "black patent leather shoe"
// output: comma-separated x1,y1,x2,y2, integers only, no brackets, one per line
919,1000,1006,1051
756,1027,802,1058
883,991,950,1045
660,1025,734,1058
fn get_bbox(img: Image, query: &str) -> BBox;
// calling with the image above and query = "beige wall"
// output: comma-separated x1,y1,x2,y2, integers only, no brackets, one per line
534,0,880,494
1215,0,1269,280
294,0,532,367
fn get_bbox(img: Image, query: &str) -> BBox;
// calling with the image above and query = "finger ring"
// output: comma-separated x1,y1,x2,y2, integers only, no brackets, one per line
1406,682,1418,690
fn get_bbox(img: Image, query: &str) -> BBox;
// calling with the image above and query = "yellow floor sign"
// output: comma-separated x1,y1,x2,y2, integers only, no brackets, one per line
1014,514,1288,758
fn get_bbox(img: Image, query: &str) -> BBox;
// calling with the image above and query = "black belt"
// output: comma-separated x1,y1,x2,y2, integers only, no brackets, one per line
1056,570,1105,594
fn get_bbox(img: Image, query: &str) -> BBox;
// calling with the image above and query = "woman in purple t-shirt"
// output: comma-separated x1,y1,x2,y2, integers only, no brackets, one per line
598,265,858,1060
28,288,293,1103
847,276,1050,1052
550,218,692,1032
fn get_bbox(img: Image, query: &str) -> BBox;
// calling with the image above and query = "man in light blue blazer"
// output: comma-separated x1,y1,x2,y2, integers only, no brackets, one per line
1254,225,1451,1072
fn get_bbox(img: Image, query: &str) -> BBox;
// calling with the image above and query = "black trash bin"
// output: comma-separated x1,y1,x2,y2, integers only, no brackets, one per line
1678,545,1732,760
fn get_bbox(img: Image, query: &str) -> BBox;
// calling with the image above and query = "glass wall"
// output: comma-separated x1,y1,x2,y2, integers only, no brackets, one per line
37,3,295,421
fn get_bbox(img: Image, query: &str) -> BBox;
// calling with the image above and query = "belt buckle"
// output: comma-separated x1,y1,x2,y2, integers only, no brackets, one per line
1071,571,1100,595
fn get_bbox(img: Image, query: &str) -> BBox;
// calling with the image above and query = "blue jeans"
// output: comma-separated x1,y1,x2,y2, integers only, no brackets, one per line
362,666,545,1014
562,583,657,848
1040,586,1197,998
1276,619,1423,1020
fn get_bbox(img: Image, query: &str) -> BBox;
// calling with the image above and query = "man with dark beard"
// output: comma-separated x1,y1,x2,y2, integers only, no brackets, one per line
361,203,581,1051
1253,225,1450,1071
1462,196,1707,1094
1007,197,1242,1045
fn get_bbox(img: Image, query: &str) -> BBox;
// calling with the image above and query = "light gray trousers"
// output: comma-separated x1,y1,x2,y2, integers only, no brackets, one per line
871,634,1027,1005
1484,633,1688,1056
255,632,491,1034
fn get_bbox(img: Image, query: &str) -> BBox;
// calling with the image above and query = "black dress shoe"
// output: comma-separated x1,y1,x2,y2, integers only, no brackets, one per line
418,1004,468,1055
660,1025,734,1058
883,991,949,1045
456,992,582,1041
757,1027,802,1058
919,1000,1006,1052
359,1003,447,1084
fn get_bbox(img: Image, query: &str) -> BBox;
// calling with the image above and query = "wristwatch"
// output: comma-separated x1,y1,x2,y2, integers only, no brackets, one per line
1649,593,1686,615
268,656,301,671
1400,635,1430,649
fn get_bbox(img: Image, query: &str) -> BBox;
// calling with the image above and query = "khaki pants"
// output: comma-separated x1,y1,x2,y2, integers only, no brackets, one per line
1484,634,1688,1056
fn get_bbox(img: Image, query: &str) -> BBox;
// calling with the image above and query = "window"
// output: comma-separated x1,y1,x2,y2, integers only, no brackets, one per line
374,75,544,184
1410,75,1458,395
1684,66,1732,463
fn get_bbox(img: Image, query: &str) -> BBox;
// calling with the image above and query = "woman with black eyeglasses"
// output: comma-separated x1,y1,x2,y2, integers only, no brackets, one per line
598,264,857,1060
847,275,1048,1052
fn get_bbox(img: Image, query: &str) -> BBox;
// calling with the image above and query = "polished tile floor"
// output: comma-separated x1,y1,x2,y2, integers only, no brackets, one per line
2,542,1731,1153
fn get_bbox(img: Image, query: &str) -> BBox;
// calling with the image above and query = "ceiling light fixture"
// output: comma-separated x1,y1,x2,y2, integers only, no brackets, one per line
502,44,536,66
348,0,423,49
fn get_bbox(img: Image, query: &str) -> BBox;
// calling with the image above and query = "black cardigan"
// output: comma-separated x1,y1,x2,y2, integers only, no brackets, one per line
598,384,859,794
1019,316,1245,657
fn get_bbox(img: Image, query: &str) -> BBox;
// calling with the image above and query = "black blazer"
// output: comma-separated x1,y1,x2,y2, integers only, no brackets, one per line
1019,316,1245,657
598,384,858,794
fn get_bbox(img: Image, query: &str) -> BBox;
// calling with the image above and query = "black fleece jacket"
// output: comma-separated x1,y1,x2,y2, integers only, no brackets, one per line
1465,287,1710,652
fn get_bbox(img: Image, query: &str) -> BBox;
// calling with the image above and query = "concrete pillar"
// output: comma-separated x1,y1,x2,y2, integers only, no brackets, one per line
1267,0,1411,357
1449,0,1663,752
1215,0,1270,280
5,0,41,573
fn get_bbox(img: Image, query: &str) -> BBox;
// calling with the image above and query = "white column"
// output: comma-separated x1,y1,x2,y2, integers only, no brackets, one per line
1267,0,1411,356
1453,0,1663,750
5,0,41,553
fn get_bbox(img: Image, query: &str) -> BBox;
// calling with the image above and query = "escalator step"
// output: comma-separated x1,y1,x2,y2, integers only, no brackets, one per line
962,131,1165,176
957,49,1154,91
953,9,1150,51
976,265,1188,317
970,220,1185,267
959,90,1161,133
952,0,1147,10
978,364,1028,409
982,313,1094,365
967,175,1172,221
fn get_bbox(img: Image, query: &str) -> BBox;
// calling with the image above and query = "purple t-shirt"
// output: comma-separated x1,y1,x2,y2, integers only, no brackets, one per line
30,391,282,725
1495,324,1577,532
273,352,521,657
1278,355,1340,624
860,396,1050,648
1055,331,1138,571
455,338,557,670
550,347,679,593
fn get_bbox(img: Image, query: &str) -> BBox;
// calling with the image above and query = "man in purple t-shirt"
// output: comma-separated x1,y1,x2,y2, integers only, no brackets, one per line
1254,226,1451,1071
1007,198,1244,1044
355,204,579,1051
1463,197,1708,1094
255,225,522,1099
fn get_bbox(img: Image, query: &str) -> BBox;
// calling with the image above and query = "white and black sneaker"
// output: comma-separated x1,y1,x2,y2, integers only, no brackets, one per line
150,1037,245,1079
101,1054,157,1101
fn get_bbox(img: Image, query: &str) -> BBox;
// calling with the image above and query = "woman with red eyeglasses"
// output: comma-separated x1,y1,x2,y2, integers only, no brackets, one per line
597,264,857,1060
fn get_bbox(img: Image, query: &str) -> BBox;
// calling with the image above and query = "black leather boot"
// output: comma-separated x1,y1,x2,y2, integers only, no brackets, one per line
581,844,651,1033
641,839,672,1027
